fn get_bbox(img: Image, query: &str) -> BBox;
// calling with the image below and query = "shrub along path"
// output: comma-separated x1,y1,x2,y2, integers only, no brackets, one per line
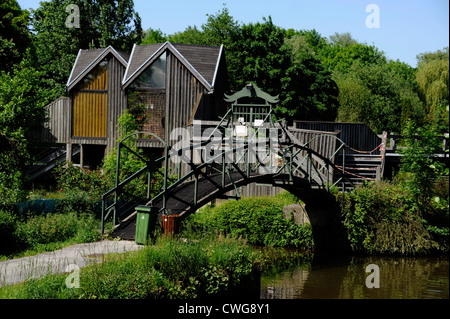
0,240,142,287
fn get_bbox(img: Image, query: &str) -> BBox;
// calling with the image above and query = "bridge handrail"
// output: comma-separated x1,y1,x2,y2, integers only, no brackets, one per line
385,132,449,155
101,109,238,233
148,133,355,211
101,114,357,235
279,124,355,190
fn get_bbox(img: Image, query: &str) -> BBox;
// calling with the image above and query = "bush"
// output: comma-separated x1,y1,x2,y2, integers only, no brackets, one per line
15,212,100,248
0,209,21,255
337,181,448,255
186,193,313,249
54,163,109,200
56,188,99,217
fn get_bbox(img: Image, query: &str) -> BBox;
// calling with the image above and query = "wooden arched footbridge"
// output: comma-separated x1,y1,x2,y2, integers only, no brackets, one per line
101,84,447,249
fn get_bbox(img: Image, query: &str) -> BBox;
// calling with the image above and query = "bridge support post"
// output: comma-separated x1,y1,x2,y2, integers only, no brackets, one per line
303,191,346,254
194,172,198,206
66,143,72,163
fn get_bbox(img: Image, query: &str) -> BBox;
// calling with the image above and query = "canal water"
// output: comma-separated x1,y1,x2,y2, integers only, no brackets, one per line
259,250,449,299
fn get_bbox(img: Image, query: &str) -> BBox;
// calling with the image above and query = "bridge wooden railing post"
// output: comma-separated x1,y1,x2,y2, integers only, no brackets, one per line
342,146,346,193
378,131,387,180
162,143,169,213
193,171,198,207
288,145,293,183
222,133,226,188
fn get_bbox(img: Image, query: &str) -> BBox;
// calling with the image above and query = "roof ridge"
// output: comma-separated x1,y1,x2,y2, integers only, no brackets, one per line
122,42,167,86
171,42,221,48
66,45,128,91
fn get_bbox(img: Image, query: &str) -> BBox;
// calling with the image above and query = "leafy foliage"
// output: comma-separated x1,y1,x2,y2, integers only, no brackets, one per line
333,60,424,133
338,180,448,255
141,28,167,44
16,212,92,247
0,206,100,257
415,47,449,124
1,235,258,299
102,109,168,200
399,121,447,204
320,40,386,73
0,0,143,203
0,64,52,204
30,0,142,99
186,193,313,249
0,0,31,73
54,164,107,200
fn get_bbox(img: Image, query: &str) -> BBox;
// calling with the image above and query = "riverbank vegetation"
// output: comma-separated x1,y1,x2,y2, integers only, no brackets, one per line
337,179,448,255
183,193,313,250
0,190,101,259
338,121,449,255
0,234,260,299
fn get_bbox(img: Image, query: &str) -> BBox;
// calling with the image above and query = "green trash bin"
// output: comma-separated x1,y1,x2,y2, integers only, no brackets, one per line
135,205,158,245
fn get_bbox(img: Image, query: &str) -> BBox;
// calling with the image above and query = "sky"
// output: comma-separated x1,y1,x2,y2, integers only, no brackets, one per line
17,0,449,67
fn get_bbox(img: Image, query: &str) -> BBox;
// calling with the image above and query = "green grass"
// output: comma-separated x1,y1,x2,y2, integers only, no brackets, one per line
0,234,259,299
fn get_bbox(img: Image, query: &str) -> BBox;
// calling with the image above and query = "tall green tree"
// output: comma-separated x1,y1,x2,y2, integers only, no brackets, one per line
415,47,449,129
168,6,242,89
334,61,423,134
386,59,426,130
282,34,338,120
0,0,143,202
167,10,338,122
232,17,288,94
319,34,386,74
169,25,206,45
399,121,445,206
328,32,358,47
0,0,31,73
31,0,142,99
0,63,50,202
141,28,167,44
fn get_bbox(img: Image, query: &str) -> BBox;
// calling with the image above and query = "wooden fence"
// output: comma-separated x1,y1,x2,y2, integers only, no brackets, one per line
294,121,381,155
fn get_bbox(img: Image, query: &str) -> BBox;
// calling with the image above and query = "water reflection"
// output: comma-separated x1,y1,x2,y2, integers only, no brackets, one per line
260,254,449,299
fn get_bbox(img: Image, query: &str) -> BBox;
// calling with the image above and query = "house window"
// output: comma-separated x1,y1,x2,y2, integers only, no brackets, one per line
80,59,108,90
130,52,166,89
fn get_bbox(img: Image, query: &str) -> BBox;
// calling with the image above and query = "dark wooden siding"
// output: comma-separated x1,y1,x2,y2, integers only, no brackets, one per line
288,127,340,160
106,55,127,151
165,51,207,146
221,184,284,202
294,121,381,154
40,97,71,143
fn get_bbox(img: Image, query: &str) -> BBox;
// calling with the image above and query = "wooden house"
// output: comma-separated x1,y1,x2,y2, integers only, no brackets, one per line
123,42,228,148
37,42,228,172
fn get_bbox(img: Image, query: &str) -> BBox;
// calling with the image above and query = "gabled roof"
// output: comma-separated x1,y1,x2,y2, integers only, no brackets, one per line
122,42,224,91
66,45,129,91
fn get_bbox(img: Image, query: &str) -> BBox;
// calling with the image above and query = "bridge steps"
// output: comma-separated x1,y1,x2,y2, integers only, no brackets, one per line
335,154,382,190
26,145,81,181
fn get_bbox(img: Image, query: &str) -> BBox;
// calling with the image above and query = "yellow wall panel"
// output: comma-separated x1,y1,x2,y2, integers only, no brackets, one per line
73,91,107,137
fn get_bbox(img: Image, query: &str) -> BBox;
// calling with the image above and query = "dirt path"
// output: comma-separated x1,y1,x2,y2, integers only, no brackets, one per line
0,240,142,287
